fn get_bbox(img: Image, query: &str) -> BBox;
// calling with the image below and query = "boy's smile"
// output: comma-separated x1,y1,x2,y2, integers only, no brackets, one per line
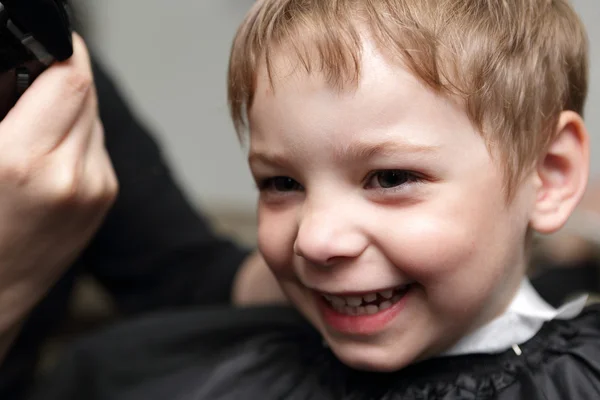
316,283,413,335
247,39,536,371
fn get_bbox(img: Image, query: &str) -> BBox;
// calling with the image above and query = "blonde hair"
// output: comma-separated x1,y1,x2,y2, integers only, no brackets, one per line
228,0,588,195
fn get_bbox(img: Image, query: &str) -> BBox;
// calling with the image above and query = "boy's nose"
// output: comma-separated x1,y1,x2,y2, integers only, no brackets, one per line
293,207,368,267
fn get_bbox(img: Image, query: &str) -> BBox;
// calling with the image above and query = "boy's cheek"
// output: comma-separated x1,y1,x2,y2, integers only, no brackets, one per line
379,215,478,278
381,211,516,304
257,210,298,277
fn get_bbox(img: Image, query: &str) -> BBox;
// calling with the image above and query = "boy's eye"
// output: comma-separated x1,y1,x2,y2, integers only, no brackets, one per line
366,170,420,189
261,176,303,192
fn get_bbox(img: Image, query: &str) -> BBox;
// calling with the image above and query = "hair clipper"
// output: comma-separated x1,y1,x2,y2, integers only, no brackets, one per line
0,0,73,120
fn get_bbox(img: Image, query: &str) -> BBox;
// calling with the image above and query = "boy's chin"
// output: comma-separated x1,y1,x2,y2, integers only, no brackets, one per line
325,338,422,373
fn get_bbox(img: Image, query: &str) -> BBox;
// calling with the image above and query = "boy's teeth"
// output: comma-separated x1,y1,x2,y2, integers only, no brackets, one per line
346,296,363,307
330,296,346,307
324,287,406,307
332,299,400,316
363,293,377,303
365,305,379,315
379,300,392,310
324,285,411,316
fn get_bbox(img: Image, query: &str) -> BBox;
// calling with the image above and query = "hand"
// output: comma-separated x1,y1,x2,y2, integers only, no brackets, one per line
0,35,118,343
232,251,288,306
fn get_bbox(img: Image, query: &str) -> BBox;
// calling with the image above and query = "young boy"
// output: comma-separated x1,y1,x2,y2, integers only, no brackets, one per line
29,0,598,399
229,0,592,371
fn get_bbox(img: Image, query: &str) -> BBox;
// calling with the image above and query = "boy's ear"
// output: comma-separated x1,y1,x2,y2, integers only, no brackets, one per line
530,111,589,234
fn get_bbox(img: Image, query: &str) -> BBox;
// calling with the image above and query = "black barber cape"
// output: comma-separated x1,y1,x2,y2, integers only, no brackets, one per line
29,304,600,400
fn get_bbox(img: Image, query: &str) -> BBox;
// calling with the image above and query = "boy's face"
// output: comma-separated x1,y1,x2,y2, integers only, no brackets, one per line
248,42,536,371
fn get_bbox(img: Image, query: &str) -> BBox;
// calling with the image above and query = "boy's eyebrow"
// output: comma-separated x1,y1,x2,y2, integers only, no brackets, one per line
337,140,440,160
248,151,290,167
248,140,440,166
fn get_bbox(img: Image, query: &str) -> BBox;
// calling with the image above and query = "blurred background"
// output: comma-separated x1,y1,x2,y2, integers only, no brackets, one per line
67,0,599,221
71,1,264,218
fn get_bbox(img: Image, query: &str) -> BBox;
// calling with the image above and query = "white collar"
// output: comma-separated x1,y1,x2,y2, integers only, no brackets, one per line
442,278,588,356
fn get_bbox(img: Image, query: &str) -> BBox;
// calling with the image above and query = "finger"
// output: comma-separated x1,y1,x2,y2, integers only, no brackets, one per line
50,77,99,158
52,114,116,205
75,120,118,225
0,34,94,155
83,120,118,204
42,88,99,198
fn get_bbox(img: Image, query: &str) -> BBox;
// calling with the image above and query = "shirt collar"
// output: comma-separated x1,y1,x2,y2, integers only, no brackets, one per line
441,278,588,356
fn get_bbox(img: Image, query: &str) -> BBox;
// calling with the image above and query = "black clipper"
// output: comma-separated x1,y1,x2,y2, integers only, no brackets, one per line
0,0,73,120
